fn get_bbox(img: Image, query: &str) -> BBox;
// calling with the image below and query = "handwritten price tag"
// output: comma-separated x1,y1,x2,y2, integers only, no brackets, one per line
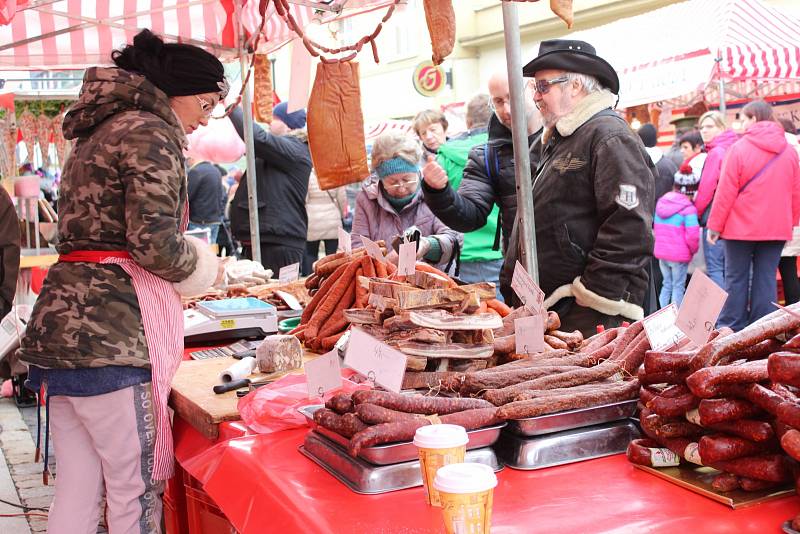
337,227,352,255
642,303,685,352
397,240,416,276
344,328,407,392
360,235,386,264
515,314,544,355
279,262,300,283
511,261,544,314
676,270,728,347
304,350,342,399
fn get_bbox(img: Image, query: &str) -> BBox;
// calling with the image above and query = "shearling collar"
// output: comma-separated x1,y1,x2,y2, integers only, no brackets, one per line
542,89,617,144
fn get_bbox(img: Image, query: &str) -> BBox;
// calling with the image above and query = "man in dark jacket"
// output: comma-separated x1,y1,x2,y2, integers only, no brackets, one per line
187,158,226,243
422,72,543,301
228,103,312,273
526,39,655,335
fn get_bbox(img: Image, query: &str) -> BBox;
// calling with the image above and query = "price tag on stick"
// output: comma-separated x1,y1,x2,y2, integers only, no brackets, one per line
397,240,416,276
511,261,545,314
304,350,342,399
360,235,386,264
676,270,728,347
642,303,686,352
515,314,545,355
344,328,407,392
337,227,352,255
279,262,300,283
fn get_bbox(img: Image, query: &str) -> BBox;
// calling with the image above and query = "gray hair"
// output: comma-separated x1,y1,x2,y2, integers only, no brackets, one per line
565,72,604,94
370,130,424,172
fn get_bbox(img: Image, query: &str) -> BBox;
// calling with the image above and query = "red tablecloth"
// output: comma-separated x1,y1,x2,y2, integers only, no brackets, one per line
173,416,799,534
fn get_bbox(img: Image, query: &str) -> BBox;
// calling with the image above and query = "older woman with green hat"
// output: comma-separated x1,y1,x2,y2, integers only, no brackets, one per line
351,130,461,271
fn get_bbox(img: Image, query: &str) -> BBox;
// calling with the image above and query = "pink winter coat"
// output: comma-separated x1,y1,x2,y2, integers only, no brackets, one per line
708,121,800,241
351,179,462,270
654,192,700,263
694,129,739,221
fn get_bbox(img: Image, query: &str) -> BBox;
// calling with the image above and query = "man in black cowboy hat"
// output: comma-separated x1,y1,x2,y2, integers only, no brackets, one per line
525,39,656,335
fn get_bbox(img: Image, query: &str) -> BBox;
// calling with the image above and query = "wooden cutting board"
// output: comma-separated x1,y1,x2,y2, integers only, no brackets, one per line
170,352,318,441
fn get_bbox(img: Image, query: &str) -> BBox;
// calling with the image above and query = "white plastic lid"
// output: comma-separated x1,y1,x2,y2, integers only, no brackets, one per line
412,424,469,449
433,463,498,494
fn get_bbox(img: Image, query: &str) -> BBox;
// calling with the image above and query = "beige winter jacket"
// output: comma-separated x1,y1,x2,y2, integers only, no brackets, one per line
306,172,346,242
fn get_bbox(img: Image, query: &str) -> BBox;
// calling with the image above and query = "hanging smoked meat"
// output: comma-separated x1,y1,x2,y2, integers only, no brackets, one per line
253,54,273,124
422,0,455,66
307,61,369,191
550,0,574,28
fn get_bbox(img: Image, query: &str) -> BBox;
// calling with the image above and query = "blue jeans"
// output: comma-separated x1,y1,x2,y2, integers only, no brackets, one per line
187,222,220,244
718,240,784,331
659,260,689,308
703,227,725,288
458,258,504,301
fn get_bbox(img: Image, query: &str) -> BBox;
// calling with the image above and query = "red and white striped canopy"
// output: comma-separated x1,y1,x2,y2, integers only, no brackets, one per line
566,0,800,107
0,0,393,70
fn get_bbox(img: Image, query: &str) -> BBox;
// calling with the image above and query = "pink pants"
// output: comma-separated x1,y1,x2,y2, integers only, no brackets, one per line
47,383,163,534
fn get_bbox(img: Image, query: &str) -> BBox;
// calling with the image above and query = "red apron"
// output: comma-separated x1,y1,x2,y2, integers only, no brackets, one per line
59,209,189,481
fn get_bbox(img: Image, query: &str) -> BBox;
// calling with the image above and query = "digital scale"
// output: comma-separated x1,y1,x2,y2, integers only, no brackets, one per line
184,297,278,343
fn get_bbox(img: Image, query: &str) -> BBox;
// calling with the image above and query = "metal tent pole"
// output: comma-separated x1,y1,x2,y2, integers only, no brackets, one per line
501,1,538,284
237,7,262,264
716,56,726,116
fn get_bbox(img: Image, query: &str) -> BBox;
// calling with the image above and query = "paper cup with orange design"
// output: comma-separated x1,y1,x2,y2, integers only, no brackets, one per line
413,424,469,506
434,463,498,534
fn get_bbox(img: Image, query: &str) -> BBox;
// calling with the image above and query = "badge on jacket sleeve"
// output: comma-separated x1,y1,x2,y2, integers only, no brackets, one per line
615,184,639,210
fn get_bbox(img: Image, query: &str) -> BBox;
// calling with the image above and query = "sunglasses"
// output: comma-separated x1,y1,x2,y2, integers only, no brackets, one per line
534,76,569,95
195,95,215,117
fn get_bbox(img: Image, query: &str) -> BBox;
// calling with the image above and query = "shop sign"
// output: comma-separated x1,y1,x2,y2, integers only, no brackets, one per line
412,61,446,97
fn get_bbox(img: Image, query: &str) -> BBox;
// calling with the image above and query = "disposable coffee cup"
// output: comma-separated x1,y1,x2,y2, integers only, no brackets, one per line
434,463,498,534
413,424,469,506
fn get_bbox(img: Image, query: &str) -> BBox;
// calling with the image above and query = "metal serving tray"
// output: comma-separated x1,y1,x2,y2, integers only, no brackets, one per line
299,431,503,494
298,404,506,465
495,419,641,470
506,399,638,437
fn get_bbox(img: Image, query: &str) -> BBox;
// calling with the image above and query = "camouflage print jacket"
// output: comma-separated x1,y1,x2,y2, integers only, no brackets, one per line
18,67,199,370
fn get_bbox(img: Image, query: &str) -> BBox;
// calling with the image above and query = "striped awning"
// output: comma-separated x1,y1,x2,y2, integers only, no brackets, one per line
0,0,392,69
566,0,800,107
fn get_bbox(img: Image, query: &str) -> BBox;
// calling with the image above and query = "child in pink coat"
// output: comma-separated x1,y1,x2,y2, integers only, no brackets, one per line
654,170,701,307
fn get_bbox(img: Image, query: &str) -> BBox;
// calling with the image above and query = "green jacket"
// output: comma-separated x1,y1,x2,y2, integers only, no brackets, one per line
437,130,502,263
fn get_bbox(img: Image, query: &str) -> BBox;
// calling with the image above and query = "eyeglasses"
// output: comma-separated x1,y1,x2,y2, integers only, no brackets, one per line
534,76,569,95
383,179,418,191
195,95,214,117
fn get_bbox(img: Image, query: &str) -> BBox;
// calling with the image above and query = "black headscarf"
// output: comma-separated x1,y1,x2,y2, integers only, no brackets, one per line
112,29,228,98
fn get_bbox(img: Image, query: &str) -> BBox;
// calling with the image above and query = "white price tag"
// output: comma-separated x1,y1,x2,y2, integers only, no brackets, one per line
397,240,416,276
337,227,352,255
642,303,685,352
511,261,544,314
344,328,407,392
278,262,300,283
304,350,342,399
360,235,386,264
676,270,728,347
514,314,545,355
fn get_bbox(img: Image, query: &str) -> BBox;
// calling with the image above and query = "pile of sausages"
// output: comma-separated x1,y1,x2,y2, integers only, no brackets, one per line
628,304,800,505
312,389,501,457
292,246,396,352
447,322,646,418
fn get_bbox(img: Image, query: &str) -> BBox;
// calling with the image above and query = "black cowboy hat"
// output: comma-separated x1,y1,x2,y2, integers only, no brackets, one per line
523,39,620,95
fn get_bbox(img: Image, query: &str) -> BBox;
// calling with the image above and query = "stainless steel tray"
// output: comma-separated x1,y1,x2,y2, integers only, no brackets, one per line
495,419,641,470
299,404,506,465
506,399,638,437
299,431,503,494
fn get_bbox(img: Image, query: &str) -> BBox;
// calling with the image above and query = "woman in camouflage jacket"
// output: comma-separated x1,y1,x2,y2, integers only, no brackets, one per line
17,30,226,534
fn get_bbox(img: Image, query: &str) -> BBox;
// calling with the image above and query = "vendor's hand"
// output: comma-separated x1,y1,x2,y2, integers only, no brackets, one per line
421,155,448,190
416,238,432,260
706,230,721,245
385,249,399,266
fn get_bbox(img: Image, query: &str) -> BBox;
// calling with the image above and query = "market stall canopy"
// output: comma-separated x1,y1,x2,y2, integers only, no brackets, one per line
564,0,800,108
0,0,395,69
